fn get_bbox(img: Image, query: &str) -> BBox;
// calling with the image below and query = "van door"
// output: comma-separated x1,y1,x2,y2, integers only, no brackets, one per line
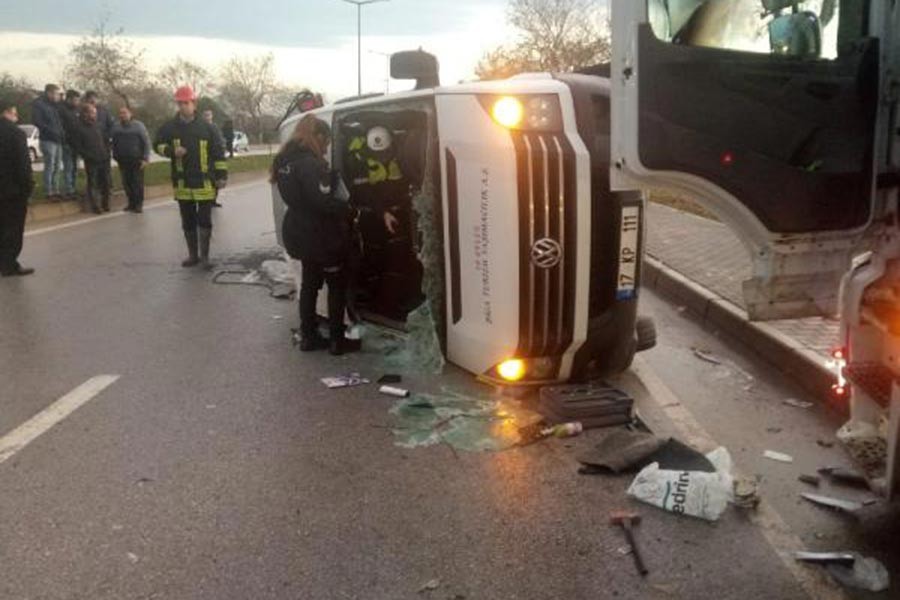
611,0,893,320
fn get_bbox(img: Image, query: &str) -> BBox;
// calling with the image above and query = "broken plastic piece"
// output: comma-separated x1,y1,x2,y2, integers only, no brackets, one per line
794,552,856,566
798,474,821,487
801,492,863,513
692,349,723,365
379,385,410,398
763,450,794,463
378,374,403,384
818,467,869,488
321,374,370,389
825,553,891,592
783,398,814,409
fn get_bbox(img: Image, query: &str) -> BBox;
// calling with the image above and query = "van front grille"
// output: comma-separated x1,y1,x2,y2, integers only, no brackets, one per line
511,131,577,358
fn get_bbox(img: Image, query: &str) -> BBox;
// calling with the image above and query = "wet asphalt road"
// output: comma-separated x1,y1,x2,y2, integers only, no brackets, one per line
1,180,896,600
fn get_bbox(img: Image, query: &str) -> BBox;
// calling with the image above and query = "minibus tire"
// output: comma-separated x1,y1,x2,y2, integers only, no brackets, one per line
635,317,657,353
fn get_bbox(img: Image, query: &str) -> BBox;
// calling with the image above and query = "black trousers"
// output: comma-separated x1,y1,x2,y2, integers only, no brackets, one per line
85,161,111,209
118,159,145,209
299,259,347,338
178,201,213,232
0,196,28,272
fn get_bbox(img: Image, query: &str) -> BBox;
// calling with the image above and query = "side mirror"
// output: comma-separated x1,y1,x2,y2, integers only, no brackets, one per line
390,51,440,90
768,12,822,58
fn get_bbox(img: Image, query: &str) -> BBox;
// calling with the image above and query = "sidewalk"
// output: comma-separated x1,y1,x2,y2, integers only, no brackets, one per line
644,201,839,397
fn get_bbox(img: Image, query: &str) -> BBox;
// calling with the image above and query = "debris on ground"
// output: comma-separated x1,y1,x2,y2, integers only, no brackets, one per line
517,421,583,447
390,389,542,452
321,374,370,389
797,552,890,592
378,374,402,384
610,510,649,576
818,467,870,489
627,447,734,521
692,348,723,365
763,450,794,463
817,439,835,449
577,431,715,475
794,551,856,566
783,398,814,410
418,579,442,593
538,383,633,429
766,427,783,434
801,492,864,514
379,385,410,398
732,476,761,509
798,475,821,487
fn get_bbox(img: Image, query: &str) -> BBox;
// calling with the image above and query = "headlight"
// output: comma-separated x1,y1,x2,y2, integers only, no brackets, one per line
484,357,560,385
484,95,563,132
491,97,525,129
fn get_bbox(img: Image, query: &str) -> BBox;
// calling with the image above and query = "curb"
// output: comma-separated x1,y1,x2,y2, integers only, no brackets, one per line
642,254,837,400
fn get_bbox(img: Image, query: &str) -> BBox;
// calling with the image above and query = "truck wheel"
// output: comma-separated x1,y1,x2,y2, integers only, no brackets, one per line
635,316,657,352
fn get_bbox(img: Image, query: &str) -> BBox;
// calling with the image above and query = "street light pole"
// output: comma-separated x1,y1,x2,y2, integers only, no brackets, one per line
341,0,389,97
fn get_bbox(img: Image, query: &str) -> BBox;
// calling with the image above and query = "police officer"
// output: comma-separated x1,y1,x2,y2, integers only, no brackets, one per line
154,86,228,270
272,115,354,355
0,96,35,277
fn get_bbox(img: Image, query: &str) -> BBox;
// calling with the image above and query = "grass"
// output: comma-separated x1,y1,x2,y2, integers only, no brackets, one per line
31,153,273,202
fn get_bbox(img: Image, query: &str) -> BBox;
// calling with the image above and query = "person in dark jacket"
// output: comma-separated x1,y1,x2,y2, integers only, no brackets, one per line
70,104,111,214
222,119,235,158
153,86,228,270
272,115,354,355
0,97,36,276
31,84,65,201
84,91,115,194
58,89,81,199
111,106,151,213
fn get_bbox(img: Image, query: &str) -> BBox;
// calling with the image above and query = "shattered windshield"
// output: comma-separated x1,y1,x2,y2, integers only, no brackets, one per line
649,0,841,59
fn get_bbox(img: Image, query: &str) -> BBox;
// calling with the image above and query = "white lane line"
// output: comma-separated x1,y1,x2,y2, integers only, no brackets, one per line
25,178,269,238
0,375,120,465
630,357,848,600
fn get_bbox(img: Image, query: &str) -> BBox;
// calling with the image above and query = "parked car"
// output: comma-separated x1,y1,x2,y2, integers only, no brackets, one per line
232,130,250,153
19,124,41,162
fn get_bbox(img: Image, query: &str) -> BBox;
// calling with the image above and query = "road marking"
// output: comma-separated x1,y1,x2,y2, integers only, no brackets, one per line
630,356,848,600
25,179,269,238
0,375,120,465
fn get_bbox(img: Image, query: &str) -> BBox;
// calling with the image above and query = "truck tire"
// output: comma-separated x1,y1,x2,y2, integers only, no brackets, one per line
635,316,657,352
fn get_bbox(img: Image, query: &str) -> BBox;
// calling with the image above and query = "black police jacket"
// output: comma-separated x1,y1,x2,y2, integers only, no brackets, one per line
274,143,350,265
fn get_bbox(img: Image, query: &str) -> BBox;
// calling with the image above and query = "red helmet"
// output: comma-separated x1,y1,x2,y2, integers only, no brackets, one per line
174,85,196,102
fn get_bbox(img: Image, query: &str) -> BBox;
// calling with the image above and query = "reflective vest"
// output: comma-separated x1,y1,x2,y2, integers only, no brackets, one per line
348,136,402,186
154,116,228,201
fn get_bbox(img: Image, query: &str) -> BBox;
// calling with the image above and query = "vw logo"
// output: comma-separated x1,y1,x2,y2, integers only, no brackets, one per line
531,238,563,269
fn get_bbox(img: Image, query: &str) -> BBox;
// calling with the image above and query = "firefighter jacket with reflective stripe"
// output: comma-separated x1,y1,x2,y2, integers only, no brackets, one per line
347,136,402,186
154,116,228,201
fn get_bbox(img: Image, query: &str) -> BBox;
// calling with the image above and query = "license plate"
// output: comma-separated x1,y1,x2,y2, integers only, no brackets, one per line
616,206,640,301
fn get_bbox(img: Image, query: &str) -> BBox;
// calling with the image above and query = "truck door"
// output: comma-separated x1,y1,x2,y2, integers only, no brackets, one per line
611,0,891,320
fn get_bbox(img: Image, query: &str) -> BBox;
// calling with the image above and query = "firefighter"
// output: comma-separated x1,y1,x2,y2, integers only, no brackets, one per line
154,86,227,270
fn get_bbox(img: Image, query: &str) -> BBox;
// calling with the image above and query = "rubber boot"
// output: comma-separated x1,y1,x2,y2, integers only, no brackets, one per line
181,230,200,267
198,227,213,271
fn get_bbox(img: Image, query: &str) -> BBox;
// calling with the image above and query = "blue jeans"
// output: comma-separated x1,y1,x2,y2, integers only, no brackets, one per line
39,140,62,197
61,144,78,195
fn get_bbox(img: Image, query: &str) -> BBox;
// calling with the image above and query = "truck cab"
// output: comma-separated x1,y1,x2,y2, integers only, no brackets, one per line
273,53,654,387
610,0,900,498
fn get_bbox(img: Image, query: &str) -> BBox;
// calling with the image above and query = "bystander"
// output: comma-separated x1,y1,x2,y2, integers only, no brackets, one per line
31,84,65,201
0,96,36,277
58,89,82,200
111,106,151,213
70,104,111,214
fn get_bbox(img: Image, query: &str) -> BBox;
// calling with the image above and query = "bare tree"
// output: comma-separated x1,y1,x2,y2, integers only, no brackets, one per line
476,0,610,80
65,15,147,108
219,53,280,143
157,58,212,97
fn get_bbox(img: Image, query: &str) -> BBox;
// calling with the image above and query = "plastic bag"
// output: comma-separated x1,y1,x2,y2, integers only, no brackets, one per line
627,447,734,521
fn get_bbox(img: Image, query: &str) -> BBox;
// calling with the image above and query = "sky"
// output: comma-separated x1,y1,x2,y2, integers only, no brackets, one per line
0,0,516,100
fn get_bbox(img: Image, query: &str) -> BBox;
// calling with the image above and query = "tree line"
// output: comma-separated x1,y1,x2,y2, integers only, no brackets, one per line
1,16,293,143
